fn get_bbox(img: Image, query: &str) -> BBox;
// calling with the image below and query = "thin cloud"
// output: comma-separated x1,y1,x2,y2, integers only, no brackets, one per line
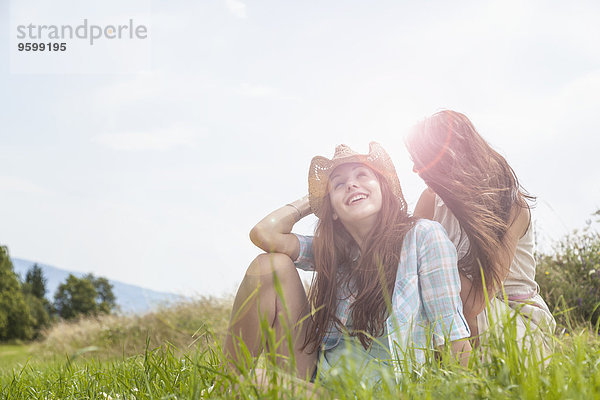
92,71,216,109
93,127,197,151
0,176,50,195
225,0,247,19
237,83,277,98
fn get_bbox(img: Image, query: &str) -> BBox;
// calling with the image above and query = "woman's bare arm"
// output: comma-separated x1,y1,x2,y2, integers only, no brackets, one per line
413,187,436,219
249,195,311,260
451,205,531,330
413,188,530,332
414,188,480,327
489,205,530,292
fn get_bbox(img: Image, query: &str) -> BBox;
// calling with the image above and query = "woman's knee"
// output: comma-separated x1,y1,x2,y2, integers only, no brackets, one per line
246,253,298,284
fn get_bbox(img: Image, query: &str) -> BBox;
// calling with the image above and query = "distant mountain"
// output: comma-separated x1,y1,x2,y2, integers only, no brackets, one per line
11,258,184,314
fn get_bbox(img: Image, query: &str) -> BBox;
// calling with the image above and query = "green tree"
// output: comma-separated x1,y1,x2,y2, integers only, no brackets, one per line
25,263,47,299
23,293,51,337
22,264,51,336
0,246,34,340
54,274,98,320
537,209,600,327
54,274,116,319
85,274,116,314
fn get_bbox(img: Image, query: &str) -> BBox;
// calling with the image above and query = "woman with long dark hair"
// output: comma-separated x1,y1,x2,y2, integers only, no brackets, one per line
224,142,471,383
406,110,555,349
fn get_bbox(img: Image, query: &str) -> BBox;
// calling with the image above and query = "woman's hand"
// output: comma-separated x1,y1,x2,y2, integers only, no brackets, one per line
249,195,311,259
449,339,472,367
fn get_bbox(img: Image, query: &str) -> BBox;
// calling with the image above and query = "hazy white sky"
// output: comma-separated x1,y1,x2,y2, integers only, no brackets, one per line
1,0,599,297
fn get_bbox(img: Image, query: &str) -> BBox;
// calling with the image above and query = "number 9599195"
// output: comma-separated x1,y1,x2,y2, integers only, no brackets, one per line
18,42,66,51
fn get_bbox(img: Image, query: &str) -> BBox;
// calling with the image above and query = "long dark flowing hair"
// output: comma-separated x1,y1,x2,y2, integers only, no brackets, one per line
405,110,533,295
304,171,415,351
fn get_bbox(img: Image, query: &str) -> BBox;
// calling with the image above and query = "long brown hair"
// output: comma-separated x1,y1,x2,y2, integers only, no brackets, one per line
304,170,415,351
405,110,533,295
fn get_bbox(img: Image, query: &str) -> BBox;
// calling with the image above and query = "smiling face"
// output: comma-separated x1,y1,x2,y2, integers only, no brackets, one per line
327,163,383,237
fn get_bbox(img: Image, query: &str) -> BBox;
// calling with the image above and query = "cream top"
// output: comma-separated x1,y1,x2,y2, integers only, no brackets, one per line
432,194,539,300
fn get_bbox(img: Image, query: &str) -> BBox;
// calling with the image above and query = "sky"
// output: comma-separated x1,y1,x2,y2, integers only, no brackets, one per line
1,0,599,298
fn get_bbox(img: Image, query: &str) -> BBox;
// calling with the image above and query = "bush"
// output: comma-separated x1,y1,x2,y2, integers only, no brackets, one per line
34,297,232,359
536,218,600,329
54,274,116,320
23,294,51,338
0,246,34,341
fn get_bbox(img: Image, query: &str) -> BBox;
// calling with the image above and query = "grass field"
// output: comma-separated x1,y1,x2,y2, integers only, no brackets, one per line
1,297,599,399
0,344,32,367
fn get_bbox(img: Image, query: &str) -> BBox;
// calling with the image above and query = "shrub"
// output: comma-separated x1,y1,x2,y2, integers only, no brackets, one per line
0,246,34,341
34,297,231,359
23,294,51,338
536,216,600,329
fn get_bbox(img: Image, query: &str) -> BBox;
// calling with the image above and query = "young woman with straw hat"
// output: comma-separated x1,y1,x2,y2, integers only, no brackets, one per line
406,110,555,352
224,142,471,383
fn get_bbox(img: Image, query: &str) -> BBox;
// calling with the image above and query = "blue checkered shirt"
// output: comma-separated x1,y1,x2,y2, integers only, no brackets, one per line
293,219,470,374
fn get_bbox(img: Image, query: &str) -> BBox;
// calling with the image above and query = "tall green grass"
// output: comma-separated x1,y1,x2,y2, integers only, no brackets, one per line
1,324,599,399
32,297,231,361
1,296,599,399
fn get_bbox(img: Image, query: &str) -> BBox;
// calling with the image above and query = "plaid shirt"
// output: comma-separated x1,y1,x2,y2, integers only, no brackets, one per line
294,219,470,373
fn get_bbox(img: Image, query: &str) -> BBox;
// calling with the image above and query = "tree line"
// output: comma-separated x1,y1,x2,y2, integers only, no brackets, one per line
0,246,116,341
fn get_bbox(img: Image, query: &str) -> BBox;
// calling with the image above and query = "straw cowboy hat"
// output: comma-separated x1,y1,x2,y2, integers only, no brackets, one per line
308,142,406,218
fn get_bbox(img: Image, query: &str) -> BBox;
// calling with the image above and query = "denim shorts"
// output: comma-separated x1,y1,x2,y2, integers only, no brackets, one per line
310,334,390,384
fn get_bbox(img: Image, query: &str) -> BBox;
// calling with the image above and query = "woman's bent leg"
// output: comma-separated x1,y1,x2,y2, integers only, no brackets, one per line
476,297,554,363
224,253,317,380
